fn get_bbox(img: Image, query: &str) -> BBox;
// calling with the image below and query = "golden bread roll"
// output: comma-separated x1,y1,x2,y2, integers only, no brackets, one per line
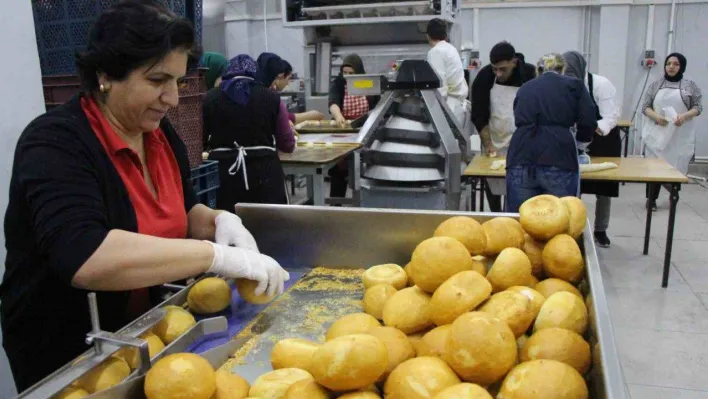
521,327,591,374
407,331,427,355
187,277,232,314
542,234,585,283
326,313,380,341
516,335,529,358
534,292,588,335
482,217,524,256
486,248,533,293
363,284,397,320
283,379,329,399
144,353,215,399
429,270,491,326
498,359,589,399
236,278,276,305
366,326,415,379
416,325,451,358
80,356,130,394
362,264,408,290
214,370,250,399
522,233,545,278
431,383,493,399
443,312,517,385
409,237,474,293
271,338,320,371
403,263,414,286
519,195,570,241
114,331,165,370
153,305,197,344
339,392,380,399
560,197,587,239
470,256,488,276
384,357,461,399
56,387,89,399
479,291,537,338
310,334,387,391
507,286,546,315
249,368,314,399
382,286,432,334
434,216,487,255
535,278,583,300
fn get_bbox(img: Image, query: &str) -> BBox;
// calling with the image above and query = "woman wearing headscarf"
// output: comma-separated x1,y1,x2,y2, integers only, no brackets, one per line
271,59,325,125
328,54,381,199
203,54,296,209
642,53,703,210
563,51,621,248
200,52,229,88
505,53,597,212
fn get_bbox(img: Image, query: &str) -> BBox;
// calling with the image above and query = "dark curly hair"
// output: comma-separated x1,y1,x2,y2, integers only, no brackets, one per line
75,0,200,92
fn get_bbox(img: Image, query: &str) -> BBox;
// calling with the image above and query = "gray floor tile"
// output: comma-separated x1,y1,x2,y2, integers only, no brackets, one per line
629,384,708,399
596,236,665,262
629,204,708,241
629,384,665,399
656,239,708,263
698,294,708,311
616,327,708,391
675,262,708,294
601,259,690,291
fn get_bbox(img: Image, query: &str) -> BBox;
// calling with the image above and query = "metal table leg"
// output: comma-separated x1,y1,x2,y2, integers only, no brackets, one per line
313,167,325,206
469,178,477,212
479,178,486,212
643,183,655,255
623,127,630,158
662,183,681,288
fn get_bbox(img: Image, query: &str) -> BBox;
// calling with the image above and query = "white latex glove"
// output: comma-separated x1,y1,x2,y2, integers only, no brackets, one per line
206,242,290,297
214,212,259,253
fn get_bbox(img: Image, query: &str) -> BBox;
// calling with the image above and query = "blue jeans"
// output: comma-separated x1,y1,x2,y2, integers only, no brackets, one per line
505,165,580,212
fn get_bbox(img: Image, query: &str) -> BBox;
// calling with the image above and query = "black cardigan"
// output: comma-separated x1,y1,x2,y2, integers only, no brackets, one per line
0,95,197,391
328,75,380,114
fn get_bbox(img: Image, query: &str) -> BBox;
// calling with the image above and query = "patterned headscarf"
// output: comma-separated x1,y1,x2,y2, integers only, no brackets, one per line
537,53,566,74
220,54,258,106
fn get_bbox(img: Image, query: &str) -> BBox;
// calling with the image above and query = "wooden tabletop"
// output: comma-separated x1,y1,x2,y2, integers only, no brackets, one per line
463,156,688,183
279,144,361,165
617,120,633,128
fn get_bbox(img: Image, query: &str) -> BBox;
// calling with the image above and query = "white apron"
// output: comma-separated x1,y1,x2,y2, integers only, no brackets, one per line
643,87,695,175
447,95,471,131
487,82,520,195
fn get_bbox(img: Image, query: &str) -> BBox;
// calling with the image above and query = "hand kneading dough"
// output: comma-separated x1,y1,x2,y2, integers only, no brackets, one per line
482,217,524,257
535,278,583,300
498,359,589,399
429,271,491,326
236,278,276,305
187,277,232,314
443,312,517,385
542,234,585,283
362,264,408,290
80,356,130,393
431,383,493,399
521,328,591,375
214,370,250,399
560,197,587,239
363,284,397,320
326,313,380,341
56,387,89,399
382,286,432,334
409,237,474,293
383,357,461,399
479,291,538,338
271,338,320,371
416,325,451,358
534,292,588,335
153,305,197,344
144,353,215,399
519,195,570,241
366,326,415,379
486,248,533,293
310,334,387,391
283,379,329,399
522,234,545,278
249,368,314,399
433,216,487,255
115,331,165,370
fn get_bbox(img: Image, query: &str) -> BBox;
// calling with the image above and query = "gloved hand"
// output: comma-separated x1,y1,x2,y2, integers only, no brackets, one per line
206,242,290,297
214,212,259,253
578,153,592,165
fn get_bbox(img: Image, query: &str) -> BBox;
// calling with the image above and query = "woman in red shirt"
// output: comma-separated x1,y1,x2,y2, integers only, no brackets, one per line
1,1,288,391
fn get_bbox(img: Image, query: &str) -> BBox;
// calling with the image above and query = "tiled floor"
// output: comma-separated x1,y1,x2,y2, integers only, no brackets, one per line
585,182,708,398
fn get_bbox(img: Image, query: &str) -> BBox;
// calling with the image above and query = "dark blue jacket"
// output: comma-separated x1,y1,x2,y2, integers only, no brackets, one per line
507,72,597,172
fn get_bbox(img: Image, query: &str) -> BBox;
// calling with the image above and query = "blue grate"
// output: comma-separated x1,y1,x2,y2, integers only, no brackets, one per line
190,160,220,209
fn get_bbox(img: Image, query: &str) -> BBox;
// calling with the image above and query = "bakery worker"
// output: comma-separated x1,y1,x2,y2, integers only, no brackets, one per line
425,18,469,126
505,53,597,212
470,41,536,212
563,51,621,248
0,2,288,391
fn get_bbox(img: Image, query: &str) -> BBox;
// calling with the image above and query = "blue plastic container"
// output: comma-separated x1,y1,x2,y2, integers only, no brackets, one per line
190,160,219,208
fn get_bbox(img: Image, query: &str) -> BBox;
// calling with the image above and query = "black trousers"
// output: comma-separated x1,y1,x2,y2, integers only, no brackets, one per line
328,157,350,198
483,184,503,212
210,152,287,210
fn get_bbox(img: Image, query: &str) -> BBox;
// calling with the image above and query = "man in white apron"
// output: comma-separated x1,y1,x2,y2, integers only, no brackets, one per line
471,41,536,211
425,18,470,128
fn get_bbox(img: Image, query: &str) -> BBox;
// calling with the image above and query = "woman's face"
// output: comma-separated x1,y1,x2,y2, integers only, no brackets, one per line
665,56,681,77
273,73,291,92
342,66,356,75
101,49,188,134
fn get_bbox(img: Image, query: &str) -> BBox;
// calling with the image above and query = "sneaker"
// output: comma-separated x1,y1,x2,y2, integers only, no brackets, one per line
594,231,611,248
